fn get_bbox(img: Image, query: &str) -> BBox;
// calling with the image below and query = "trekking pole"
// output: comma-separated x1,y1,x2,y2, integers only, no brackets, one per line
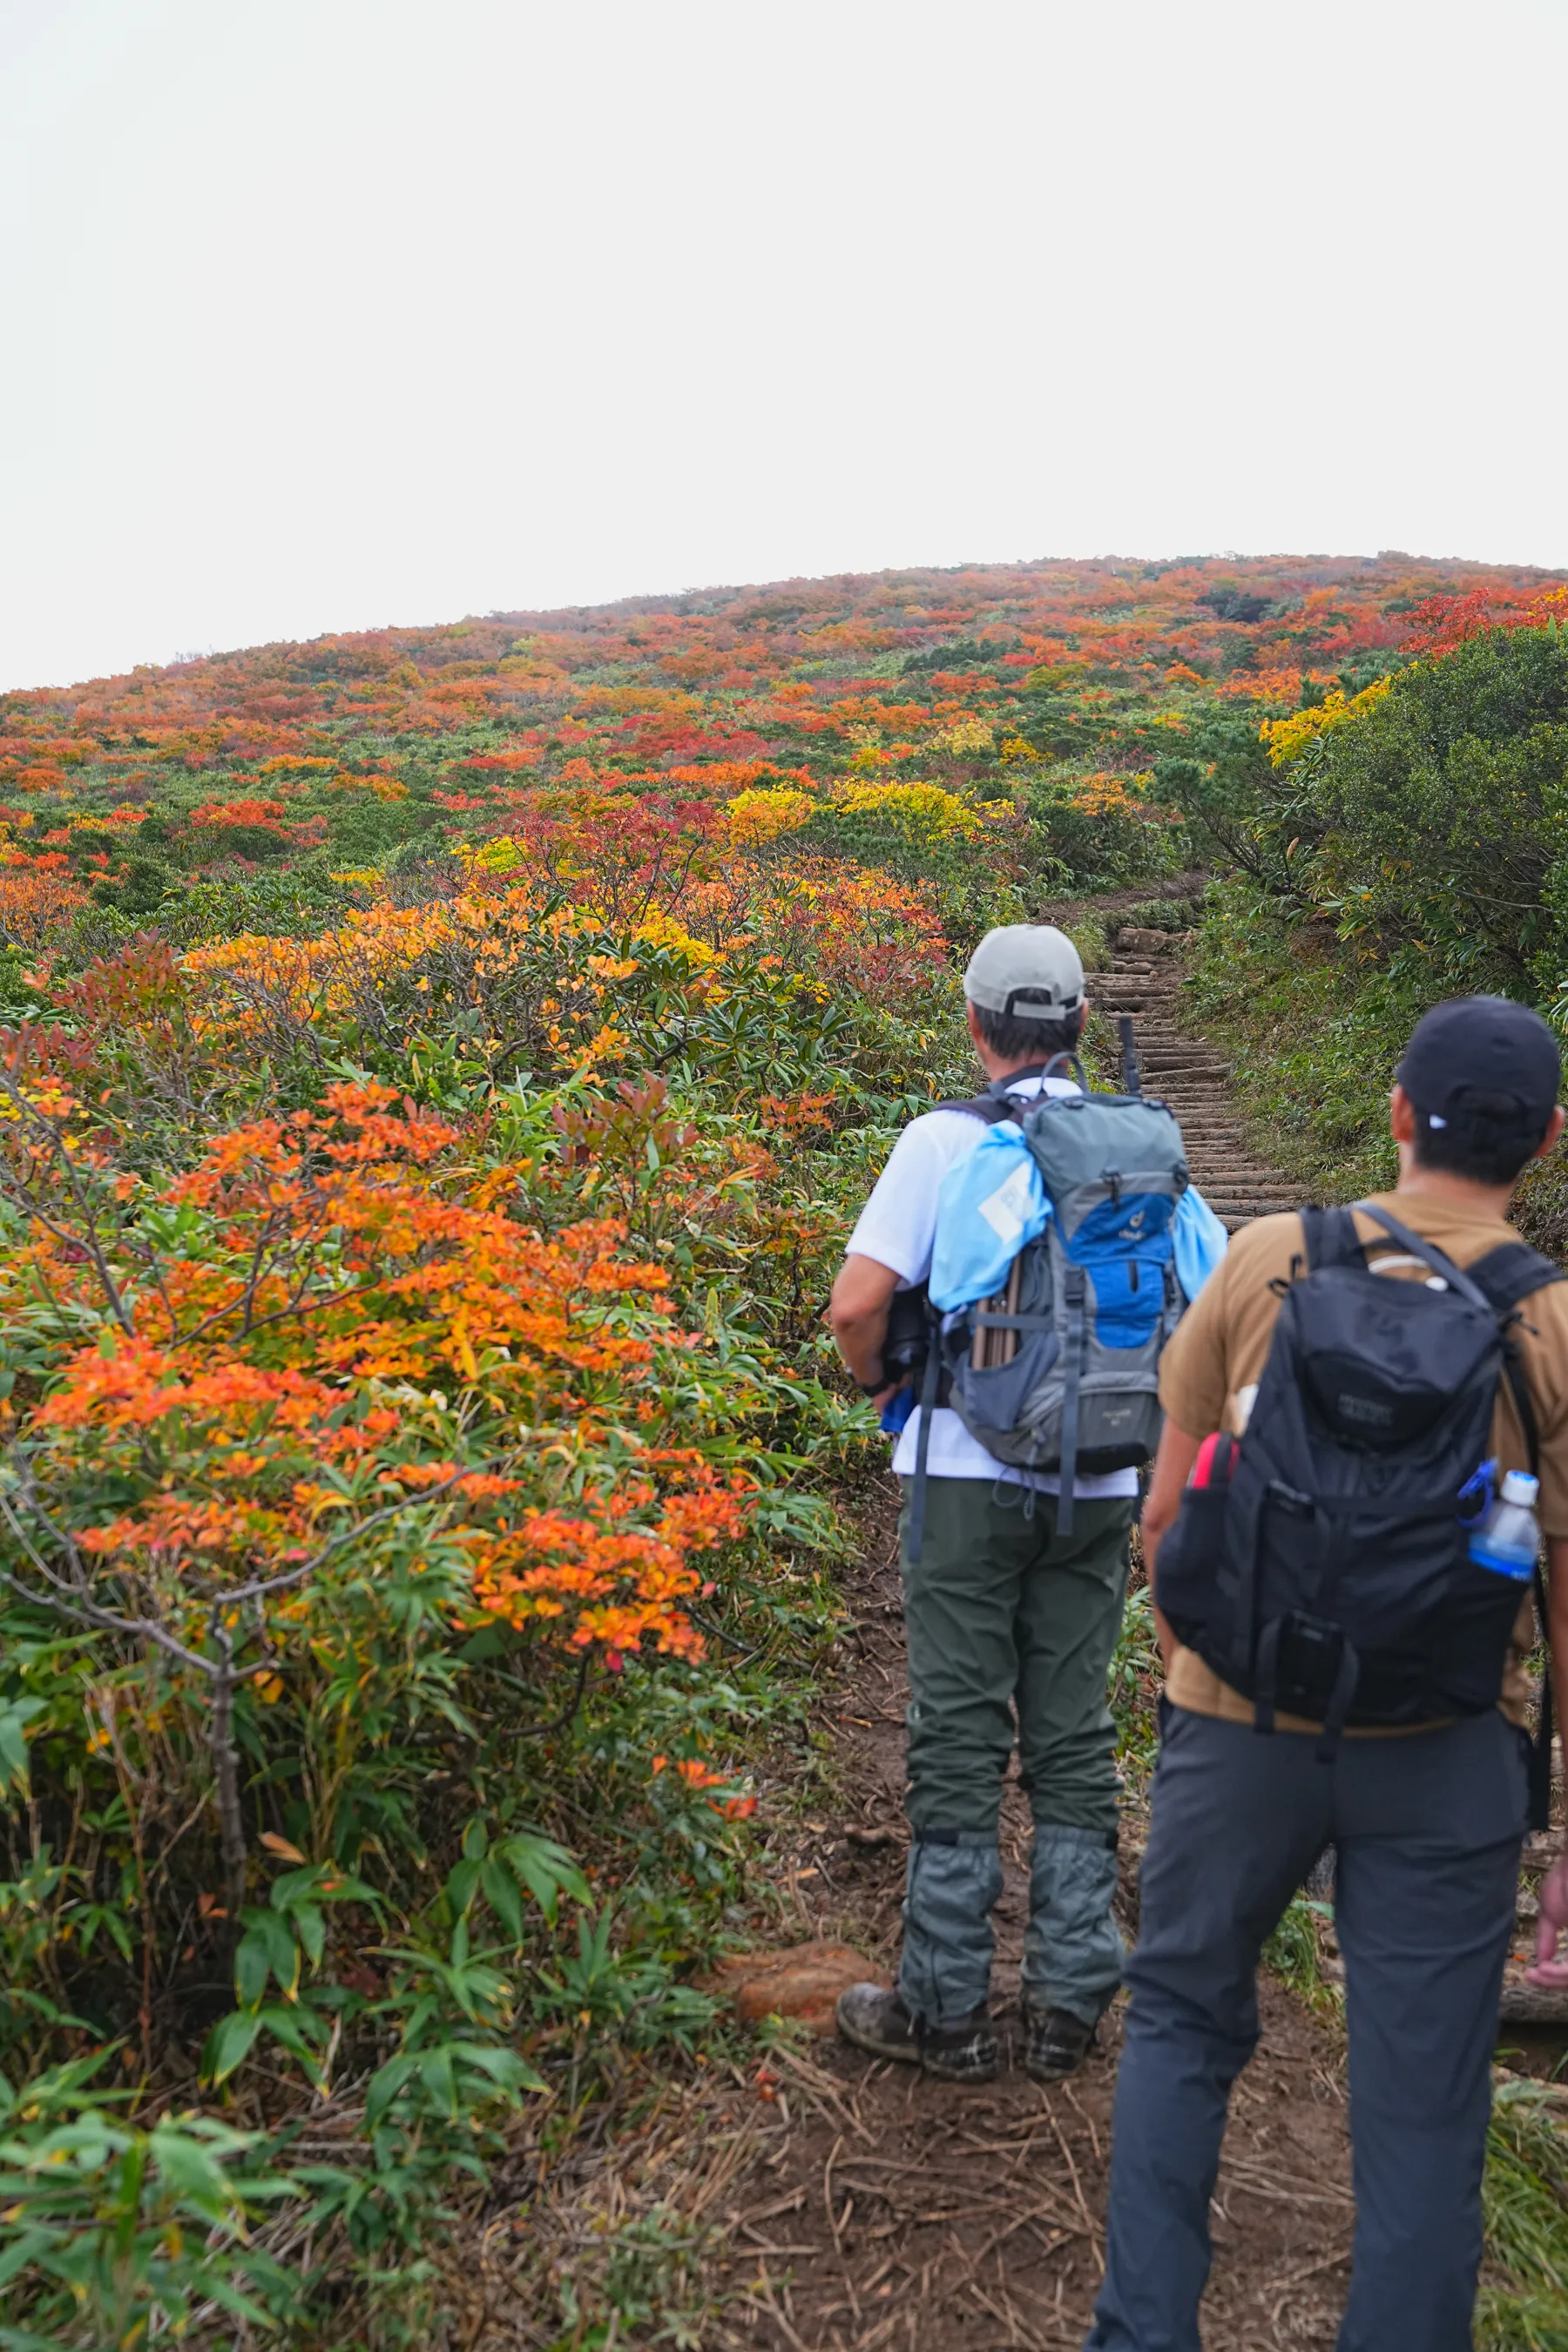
1119,1015,1142,1096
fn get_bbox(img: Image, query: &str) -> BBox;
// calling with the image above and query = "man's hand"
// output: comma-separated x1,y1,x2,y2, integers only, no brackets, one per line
1529,1855,1568,1987
827,1253,902,1394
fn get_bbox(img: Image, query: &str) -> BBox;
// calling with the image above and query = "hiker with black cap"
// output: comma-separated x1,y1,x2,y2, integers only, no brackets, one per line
826,924,1224,2085
1085,994,1568,2352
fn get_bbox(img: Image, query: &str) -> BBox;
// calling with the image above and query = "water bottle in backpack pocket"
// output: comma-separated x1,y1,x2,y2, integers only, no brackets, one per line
1467,1469,1542,1581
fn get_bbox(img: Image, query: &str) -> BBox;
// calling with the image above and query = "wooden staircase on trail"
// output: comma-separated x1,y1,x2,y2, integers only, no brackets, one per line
1092,929,1296,1232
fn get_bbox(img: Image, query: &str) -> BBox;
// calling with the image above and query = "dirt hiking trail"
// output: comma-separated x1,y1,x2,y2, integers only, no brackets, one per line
693,929,1356,2351
708,1525,1355,2351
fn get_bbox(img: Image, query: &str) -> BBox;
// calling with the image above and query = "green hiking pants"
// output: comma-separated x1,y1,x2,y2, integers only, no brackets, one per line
898,1477,1132,1839
894,1477,1133,2025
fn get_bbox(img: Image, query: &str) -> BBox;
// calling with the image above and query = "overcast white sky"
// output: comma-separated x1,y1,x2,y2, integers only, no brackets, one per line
3,0,1565,692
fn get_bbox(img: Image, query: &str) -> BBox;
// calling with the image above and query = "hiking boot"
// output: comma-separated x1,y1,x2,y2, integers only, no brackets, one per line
835,1983,998,2081
1022,2002,1095,2083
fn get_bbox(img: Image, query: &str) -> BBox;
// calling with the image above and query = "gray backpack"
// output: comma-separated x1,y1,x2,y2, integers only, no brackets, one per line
908,1057,1190,1554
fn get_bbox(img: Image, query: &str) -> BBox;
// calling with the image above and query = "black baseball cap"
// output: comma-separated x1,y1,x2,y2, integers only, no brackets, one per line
1396,996,1561,1146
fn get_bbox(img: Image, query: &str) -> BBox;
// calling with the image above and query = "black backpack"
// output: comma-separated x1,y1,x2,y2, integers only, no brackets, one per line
1156,1202,1563,1819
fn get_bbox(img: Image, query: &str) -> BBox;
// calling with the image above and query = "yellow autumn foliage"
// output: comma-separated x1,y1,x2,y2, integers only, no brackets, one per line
929,718,995,758
724,787,818,847
630,908,723,966
1260,675,1393,768
829,781,987,842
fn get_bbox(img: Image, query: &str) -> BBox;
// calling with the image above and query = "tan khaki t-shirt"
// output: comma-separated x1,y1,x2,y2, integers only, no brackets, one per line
1158,1191,1568,1731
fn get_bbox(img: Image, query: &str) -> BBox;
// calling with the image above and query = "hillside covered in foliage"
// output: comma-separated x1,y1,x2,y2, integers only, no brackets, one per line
2,551,1562,950
2,551,1566,2347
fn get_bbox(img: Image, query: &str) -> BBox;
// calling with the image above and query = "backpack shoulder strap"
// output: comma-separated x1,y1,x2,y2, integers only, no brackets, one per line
934,1061,1057,1125
1298,1205,1362,1271
933,1092,1020,1126
1355,1202,1490,1308
1463,1244,1565,1482
1463,1242,1566,1316
1461,1241,1568,1835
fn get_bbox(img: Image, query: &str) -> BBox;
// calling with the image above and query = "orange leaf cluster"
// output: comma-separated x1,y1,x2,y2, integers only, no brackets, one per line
7,1077,749,1662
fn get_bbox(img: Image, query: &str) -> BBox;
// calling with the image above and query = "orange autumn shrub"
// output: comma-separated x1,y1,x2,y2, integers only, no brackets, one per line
0,1070,750,1677
0,861,90,953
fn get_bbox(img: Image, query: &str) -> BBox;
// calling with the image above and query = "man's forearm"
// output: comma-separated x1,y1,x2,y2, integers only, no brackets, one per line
832,1307,891,1389
827,1254,902,1391
1142,1501,1176,1592
1140,1419,1205,1673
1143,1503,1179,1668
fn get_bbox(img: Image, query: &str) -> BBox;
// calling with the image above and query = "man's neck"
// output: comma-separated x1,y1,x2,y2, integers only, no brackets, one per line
1393,1161,1517,1222
977,1053,1056,1086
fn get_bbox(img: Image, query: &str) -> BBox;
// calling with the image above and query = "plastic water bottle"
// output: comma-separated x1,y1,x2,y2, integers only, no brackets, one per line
1468,1470,1542,1582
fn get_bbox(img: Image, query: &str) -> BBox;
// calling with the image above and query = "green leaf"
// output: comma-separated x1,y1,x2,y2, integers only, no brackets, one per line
455,1624,509,1662
149,2121,236,2218
0,2228,57,2295
497,1832,589,1924
0,1699,44,1798
462,1816,489,1862
364,2051,418,2130
459,2043,545,2097
254,2004,328,2083
234,1923,271,2011
271,1861,380,1913
257,1908,301,1997
202,2008,265,2087
418,2044,456,2118
444,1855,481,1919
480,1855,524,1945
294,1903,325,1969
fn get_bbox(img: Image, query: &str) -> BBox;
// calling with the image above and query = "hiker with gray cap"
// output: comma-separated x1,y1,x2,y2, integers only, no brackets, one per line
827,923,1223,2084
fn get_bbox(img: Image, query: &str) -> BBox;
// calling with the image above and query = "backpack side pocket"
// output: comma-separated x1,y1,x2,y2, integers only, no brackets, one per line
949,1328,1061,1445
1153,1434,1237,1650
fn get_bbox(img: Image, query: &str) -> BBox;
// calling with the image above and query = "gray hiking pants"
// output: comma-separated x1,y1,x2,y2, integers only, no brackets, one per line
896,1477,1132,2030
1085,1704,1528,2352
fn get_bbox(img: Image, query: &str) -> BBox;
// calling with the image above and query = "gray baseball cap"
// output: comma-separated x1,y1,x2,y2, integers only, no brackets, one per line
963,924,1085,1021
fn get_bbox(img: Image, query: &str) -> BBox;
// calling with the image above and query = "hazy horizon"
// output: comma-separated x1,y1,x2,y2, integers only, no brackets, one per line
5,0,1565,693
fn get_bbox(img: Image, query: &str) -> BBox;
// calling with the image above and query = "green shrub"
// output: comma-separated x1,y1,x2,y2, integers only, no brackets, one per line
1179,625,1568,1201
1306,628,1568,997
0,2058,306,2346
1023,767,1183,889
1117,895,1205,933
1182,875,1407,1199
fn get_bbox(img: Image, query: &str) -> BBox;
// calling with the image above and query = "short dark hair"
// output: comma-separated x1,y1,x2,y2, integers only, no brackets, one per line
971,997,1085,1065
1409,1087,1551,1188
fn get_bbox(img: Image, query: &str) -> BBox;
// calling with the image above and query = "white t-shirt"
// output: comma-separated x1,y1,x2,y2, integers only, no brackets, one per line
845,1073,1139,1498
